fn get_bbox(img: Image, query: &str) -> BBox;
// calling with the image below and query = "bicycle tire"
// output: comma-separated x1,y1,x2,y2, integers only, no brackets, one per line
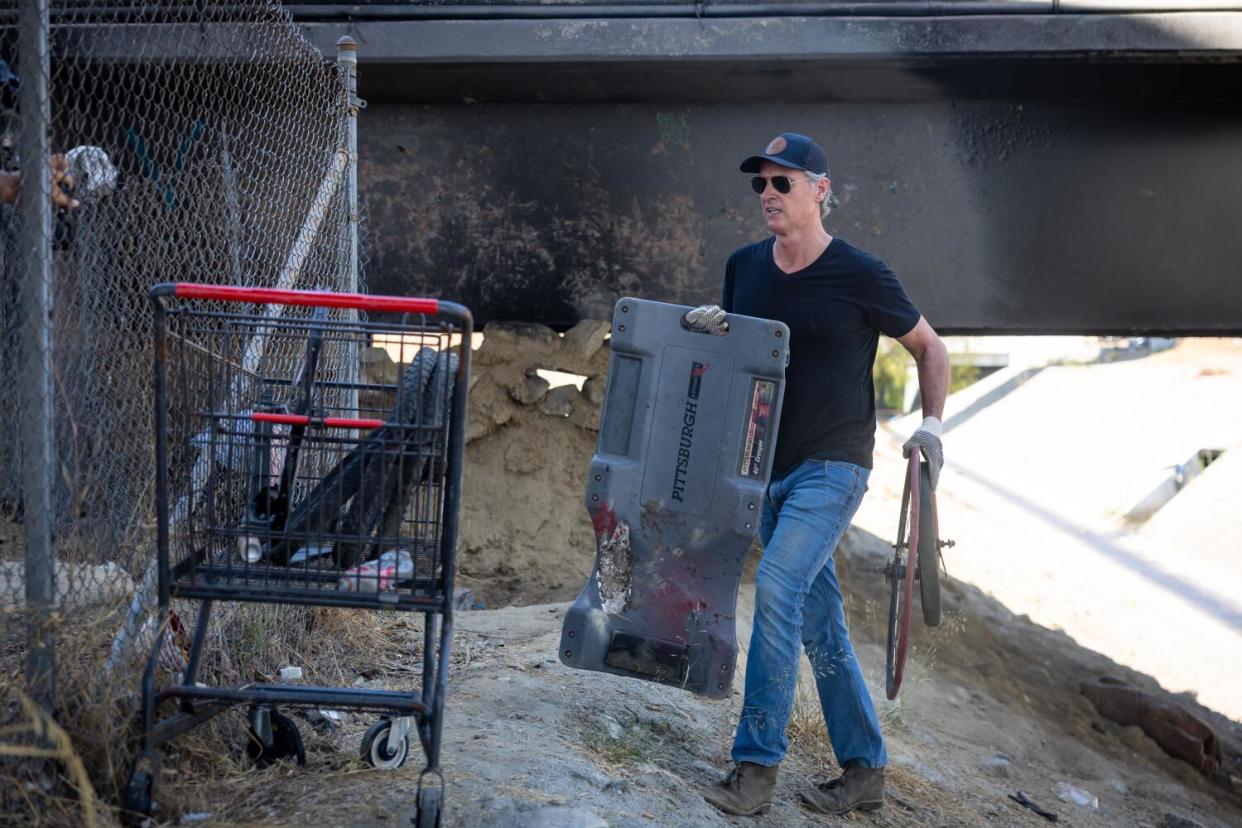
336,347,445,567
885,450,921,700
273,348,438,566
372,350,458,556
917,461,941,627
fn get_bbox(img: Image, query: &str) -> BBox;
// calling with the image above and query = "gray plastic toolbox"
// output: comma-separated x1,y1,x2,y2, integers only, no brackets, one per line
559,297,789,698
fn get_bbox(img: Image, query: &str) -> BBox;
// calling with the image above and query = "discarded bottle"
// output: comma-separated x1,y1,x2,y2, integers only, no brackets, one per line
1053,781,1098,810
238,534,263,564
338,549,414,592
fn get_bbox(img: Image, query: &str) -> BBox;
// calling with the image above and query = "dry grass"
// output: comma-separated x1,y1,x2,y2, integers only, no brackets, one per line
884,762,979,826
0,691,109,828
1,591,408,826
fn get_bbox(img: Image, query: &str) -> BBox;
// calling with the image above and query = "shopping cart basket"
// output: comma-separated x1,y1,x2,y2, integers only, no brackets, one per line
125,284,472,828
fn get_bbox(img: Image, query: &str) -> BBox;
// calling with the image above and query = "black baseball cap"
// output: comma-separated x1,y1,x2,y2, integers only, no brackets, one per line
740,132,830,177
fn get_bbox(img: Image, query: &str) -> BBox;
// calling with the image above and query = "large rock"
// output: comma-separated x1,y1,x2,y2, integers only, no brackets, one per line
509,372,551,406
361,346,401,386
477,321,559,366
467,375,517,442
582,376,605,407
540,385,576,418
562,319,611,365
504,440,547,475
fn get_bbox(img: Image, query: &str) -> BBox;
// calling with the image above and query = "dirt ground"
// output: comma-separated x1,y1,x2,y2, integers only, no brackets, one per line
6,330,1241,826
153,525,1242,827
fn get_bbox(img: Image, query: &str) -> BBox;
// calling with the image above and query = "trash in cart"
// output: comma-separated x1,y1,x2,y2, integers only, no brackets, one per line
339,549,415,592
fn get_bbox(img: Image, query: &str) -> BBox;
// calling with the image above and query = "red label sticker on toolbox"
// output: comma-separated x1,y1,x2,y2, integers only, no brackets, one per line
740,379,776,479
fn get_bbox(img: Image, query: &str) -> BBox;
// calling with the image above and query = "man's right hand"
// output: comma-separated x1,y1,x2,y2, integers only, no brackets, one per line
684,304,729,336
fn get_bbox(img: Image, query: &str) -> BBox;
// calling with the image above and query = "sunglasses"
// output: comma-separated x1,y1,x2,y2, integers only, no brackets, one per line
751,174,809,195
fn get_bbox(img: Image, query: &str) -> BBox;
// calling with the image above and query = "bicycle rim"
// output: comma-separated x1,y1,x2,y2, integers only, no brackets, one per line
886,450,921,699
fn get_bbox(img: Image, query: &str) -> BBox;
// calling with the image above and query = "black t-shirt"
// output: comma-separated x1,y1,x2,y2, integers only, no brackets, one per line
722,236,920,476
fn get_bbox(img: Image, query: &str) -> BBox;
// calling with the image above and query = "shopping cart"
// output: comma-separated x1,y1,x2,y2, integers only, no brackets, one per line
125,284,471,828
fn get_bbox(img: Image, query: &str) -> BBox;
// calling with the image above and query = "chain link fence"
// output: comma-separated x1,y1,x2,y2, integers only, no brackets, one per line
0,1,366,821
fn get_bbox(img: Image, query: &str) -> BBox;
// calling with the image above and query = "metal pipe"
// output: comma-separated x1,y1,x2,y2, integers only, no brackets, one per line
280,1,1242,21
338,35,361,430
286,2,1053,18
13,2,1242,25
18,0,57,713
238,147,346,380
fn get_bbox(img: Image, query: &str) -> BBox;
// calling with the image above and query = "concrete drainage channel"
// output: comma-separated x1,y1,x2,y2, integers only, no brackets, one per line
1123,448,1225,524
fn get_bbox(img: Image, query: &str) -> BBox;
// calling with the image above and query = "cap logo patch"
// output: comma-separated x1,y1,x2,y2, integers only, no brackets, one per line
765,136,787,154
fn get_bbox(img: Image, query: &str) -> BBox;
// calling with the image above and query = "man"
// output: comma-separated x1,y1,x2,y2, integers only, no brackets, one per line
689,132,948,817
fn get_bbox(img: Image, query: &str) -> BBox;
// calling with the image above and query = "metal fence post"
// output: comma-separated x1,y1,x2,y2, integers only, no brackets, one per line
18,0,56,712
338,35,360,418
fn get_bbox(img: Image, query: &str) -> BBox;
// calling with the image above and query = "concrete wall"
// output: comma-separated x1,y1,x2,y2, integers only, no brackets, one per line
357,92,1242,334
292,12,1242,334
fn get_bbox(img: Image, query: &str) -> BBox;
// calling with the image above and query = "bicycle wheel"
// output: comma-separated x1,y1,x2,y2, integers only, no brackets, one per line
917,461,941,627
885,450,921,700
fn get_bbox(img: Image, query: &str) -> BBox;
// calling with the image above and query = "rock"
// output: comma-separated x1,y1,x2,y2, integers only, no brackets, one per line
509,373,550,406
582,375,605,407
602,715,624,741
479,321,560,366
504,440,547,475
453,586,476,610
1119,724,1154,753
468,376,517,441
562,319,611,364
631,762,683,791
278,665,303,682
521,807,608,828
361,345,399,385
892,754,949,788
540,385,576,418
980,754,1012,779
570,767,614,790
1162,814,1204,828
691,759,723,779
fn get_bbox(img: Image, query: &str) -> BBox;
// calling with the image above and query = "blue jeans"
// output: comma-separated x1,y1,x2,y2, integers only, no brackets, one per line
731,458,887,769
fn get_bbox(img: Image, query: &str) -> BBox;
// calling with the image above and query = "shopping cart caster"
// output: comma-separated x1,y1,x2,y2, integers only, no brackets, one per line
121,764,154,826
361,717,410,769
416,770,444,828
246,706,306,767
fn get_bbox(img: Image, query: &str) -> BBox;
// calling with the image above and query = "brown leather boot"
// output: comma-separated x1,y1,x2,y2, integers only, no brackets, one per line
800,761,885,815
701,761,779,817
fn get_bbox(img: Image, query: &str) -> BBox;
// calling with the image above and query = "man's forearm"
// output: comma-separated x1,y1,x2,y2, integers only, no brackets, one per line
914,338,950,421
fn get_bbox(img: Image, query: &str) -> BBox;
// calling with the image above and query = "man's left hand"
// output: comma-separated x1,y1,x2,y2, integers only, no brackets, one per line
902,416,943,490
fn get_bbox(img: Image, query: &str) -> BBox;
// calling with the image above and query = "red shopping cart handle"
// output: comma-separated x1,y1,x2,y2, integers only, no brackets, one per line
154,283,442,315
252,412,385,430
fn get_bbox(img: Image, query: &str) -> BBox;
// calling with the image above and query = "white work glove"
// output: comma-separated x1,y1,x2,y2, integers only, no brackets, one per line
902,416,943,490
683,304,728,335
65,145,117,204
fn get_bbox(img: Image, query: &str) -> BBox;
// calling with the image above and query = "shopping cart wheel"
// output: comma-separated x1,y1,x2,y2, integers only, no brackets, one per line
246,708,306,767
361,719,410,769
417,784,442,828
121,767,154,826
